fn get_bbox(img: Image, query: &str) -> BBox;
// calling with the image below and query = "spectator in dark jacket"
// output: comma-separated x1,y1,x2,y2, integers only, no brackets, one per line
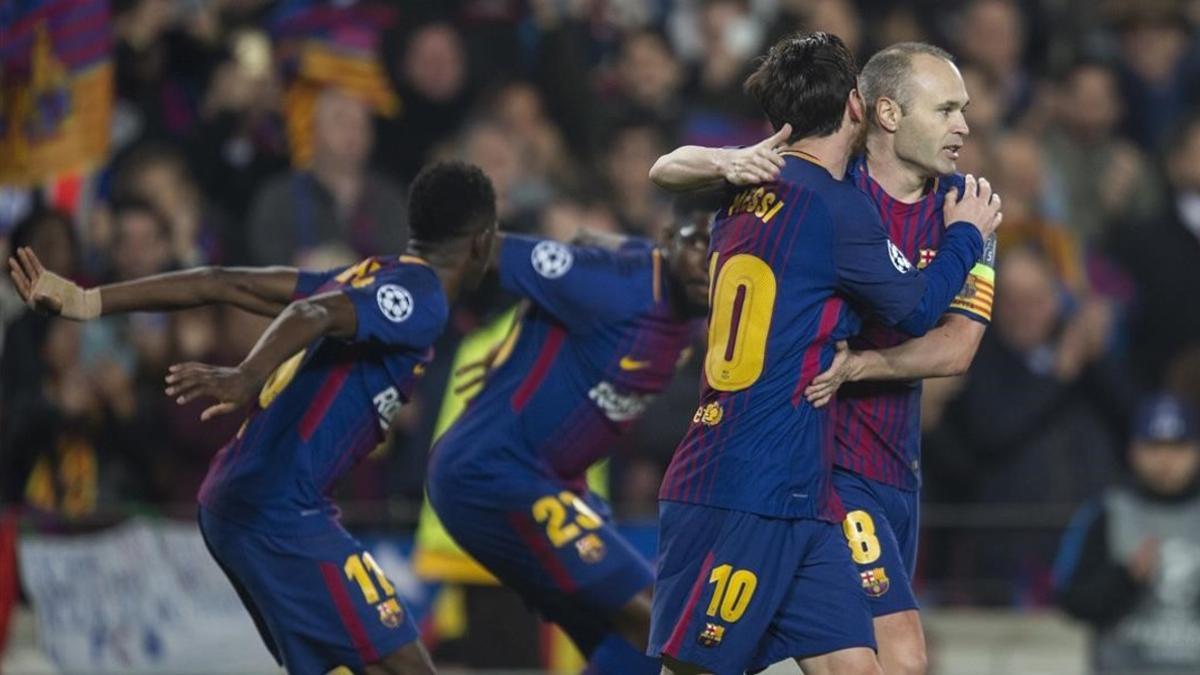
1054,393,1200,674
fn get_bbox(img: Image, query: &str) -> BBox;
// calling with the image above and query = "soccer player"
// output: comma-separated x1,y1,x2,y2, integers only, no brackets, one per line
652,43,995,675
8,161,499,675
645,32,1001,675
425,196,716,674
814,43,993,675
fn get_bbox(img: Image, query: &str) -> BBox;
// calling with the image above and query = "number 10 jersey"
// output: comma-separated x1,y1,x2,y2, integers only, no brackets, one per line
659,154,983,522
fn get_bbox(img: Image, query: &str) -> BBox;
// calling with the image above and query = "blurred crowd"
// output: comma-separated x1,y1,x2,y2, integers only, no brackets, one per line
3,0,1200,613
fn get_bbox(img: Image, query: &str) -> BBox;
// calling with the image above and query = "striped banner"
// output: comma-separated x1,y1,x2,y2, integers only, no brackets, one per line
269,0,399,167
0,0,112,186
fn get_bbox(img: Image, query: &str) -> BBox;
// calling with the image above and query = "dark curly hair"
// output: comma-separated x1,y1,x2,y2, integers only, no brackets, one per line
407,161,497,244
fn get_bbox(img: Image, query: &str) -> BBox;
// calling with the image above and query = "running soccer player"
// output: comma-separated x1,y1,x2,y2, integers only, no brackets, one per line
426,196,715,674
652,43,995,675
8,161,499,675
646,32,1001,675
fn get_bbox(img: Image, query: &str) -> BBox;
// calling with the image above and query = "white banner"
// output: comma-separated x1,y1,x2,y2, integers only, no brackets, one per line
18,518,278,675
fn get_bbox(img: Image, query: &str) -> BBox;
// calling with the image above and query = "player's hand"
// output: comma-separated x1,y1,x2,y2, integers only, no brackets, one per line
165,362,258,421
8,247,99,319
722,123,791,186
944,174,1003,240
804,341,856,408
1128,537,1160,583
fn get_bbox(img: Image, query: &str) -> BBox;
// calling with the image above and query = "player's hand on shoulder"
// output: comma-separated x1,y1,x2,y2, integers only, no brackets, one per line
8,247,99,319
944,174,1003,239
165,362,259,421
723,123,791,186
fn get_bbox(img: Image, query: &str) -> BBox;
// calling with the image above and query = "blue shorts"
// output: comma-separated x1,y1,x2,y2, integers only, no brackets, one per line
649,501,875,675
426,462,653,655
198,507,419,673
832,468,921,617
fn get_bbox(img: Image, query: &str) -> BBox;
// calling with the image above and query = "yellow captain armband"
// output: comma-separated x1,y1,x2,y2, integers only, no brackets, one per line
948,262,995,323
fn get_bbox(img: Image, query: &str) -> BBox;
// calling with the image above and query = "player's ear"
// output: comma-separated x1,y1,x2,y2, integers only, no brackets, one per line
875,96,901,133
469,223,492,260
848,88,866,124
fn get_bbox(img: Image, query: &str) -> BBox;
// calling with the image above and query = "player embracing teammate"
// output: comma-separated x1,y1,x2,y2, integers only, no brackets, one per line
648,33,1001,675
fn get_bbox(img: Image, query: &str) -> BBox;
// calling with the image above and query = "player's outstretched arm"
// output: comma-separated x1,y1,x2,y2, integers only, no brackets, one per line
804,315,986,407
648,123,791,192
166,291,357,420
9,246,299,319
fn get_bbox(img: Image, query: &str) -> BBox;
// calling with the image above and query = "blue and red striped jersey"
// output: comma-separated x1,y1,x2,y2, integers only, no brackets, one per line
659,153,984,522
199,256,447,533
833,156,990,491
431,235,694,493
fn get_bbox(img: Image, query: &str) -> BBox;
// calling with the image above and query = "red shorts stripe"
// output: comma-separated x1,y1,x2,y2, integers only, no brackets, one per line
663,550,716,657
507,512,578,593
318,561,380,664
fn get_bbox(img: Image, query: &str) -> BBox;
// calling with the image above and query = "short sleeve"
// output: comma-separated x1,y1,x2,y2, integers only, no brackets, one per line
498,234,652,329
341,266,448,348
292,266,348,299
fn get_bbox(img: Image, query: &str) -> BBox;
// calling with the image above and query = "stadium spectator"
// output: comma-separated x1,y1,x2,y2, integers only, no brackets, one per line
1111,115,1200,387
677,0,767,147
1111,2,1200,151
113,141,234,266
0,309,160,514
187,33,290,226
377,21,474,184
246,85,407,266
934,245,1133,603
609,29,686,141
454,119,553,228
955,0,1031,123
1054,393,1200,674
603,119,671,237
1041,60,1165,245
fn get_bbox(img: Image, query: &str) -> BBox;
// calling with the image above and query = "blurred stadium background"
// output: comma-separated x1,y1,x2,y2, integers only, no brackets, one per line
2,0,1200,673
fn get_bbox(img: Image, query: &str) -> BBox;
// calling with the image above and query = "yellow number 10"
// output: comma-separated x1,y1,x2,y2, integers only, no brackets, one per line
706,564,758,622
705,253,777,391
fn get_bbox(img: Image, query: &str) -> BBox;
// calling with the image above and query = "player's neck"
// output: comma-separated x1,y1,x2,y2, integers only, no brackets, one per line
864,136,929,203
786,133,852,180
406,241,465,302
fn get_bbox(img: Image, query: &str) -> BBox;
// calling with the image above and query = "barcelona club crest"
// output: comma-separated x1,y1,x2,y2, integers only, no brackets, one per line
697,623,725,647
860,567,890,597
692,401,723,427
377,598,404,628
575,533,607,564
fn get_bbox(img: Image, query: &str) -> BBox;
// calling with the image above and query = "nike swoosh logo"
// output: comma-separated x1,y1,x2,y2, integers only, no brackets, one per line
619,356,651,371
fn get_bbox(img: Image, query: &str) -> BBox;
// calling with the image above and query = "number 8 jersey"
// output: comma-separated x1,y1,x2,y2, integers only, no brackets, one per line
659,153,984,522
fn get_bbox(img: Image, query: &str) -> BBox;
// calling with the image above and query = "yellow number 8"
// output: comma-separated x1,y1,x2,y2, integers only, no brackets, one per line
704,253,777,391
843,510,882,565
